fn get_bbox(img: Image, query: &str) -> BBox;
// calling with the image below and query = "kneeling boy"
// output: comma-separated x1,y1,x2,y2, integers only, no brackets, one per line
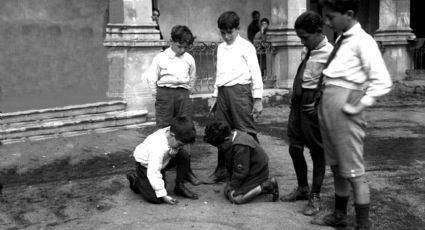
126,116,198,205
204,122,279,204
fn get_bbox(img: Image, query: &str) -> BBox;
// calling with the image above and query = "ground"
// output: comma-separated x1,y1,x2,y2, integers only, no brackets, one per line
1,97,425,230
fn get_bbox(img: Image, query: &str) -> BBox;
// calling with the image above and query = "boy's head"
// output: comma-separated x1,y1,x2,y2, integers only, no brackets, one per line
203,122,231,147
217,11,240,45
260,18,270,30
320,0,359,33
168,116,196,149
152,8,160,24
170,25,195,56
294,11,325,50
251,10,260,21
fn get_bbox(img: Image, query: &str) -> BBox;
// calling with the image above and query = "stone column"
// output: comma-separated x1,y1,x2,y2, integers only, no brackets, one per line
374,0,415,81
266,0,306,88
104,0,167,112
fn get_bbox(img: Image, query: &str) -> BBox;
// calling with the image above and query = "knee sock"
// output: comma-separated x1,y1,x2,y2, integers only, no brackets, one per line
310,150,326,194
289,146,308,188
335,194,349,216
355,203,370,228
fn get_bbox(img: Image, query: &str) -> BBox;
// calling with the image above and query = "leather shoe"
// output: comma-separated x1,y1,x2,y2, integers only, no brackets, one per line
303,193,321,216
186,171,201,186
280,186,309,202
126,172,140,194
261,177,279,201
174,182,198,200
311,211,348,228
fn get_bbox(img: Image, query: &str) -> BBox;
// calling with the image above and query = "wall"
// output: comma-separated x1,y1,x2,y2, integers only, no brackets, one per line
158,0,271,42
0,0,110,112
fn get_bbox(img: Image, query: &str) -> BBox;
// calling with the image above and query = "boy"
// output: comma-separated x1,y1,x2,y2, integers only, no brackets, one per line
312,1,392,229
209,11,263,183
126,116,199,204
204,122,279,204
280,11,333,217
147,25,200,185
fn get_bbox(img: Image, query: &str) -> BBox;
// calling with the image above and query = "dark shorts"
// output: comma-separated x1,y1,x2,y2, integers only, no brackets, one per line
318,84,367,178
287,89,323,153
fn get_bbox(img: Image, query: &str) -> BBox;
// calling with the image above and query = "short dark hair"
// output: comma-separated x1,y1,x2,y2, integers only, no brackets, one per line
152,7,160,16
260,18,270,25
171,25,195,45
170,116,196,144
203,122,231,147
294,11,324,34
217,11,240,30
251,10,260,18
320,0,360,17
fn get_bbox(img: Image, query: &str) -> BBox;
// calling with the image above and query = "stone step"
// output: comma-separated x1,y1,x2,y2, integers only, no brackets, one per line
0,110,149,144
0,101,126,124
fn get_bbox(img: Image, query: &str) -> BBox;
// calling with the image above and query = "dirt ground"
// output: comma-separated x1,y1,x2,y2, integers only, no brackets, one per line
1,98,425,230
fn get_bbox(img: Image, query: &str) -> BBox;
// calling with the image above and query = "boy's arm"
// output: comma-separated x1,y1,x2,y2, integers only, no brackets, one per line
146,147,167,198
245,44,263,99
343,38,392,115
146,56,161,97
188,57,197,93
229,145,251,190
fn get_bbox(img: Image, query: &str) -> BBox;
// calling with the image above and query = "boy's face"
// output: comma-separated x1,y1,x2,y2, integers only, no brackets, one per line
170,41,191,57
296,29,323,50
324,7,353,33
152,10,160,24
220,28,238,45
167,132,185,149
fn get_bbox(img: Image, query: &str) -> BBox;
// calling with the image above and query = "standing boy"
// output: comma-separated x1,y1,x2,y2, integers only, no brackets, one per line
280,11,333,217
204,122,279,204
126,117,199,204
146,25,200,185
209,11,263,183
312,1,392,229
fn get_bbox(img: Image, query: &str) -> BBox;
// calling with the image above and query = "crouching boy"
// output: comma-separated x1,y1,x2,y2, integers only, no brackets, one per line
204,122,279,204
126,116,199,204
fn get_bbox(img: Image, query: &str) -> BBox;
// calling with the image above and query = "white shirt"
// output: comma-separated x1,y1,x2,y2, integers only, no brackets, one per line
214,35,263,98
323,23,393,106
301,36,333,89
133,127,179,198
147,47,196,95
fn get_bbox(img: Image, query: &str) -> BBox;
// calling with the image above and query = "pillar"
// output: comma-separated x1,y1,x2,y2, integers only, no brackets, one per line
104,0,167,112
266,0,306,88
374,0,415,81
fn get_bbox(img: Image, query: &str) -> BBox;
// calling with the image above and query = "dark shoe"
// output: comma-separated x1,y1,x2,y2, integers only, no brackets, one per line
126,172,140,194
186,171,201,186
303,193,321,216
280,186,309,202
174,182,198,200
311,211,348,228
261,177,279,201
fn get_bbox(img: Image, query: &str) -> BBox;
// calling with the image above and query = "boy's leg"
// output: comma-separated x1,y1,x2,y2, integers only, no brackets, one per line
281,101,309,202
349,176,370,229
155,87,176,129
229,177,279,204
171,148,198,199
300,90,326,215
133,163,164,204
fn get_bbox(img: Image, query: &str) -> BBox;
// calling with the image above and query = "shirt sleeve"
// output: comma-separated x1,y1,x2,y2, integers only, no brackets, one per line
213,46,221,98
146,146,167,198
358,38,393,106
229,145,251,190
188,57,197,91
146,56,161,95
244,44,263,98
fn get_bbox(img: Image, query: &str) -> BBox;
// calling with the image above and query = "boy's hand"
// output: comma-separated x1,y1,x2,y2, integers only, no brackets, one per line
342,102,367,115
251,99,263,119
162,195,178,205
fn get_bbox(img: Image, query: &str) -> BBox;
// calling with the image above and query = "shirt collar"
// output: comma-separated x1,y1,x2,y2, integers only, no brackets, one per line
164,47,177,59
224,34,241,49
343,22,361,37
314,36,328,50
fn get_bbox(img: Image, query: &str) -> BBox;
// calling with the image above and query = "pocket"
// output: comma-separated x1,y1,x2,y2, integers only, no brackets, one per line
345,89,364,106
